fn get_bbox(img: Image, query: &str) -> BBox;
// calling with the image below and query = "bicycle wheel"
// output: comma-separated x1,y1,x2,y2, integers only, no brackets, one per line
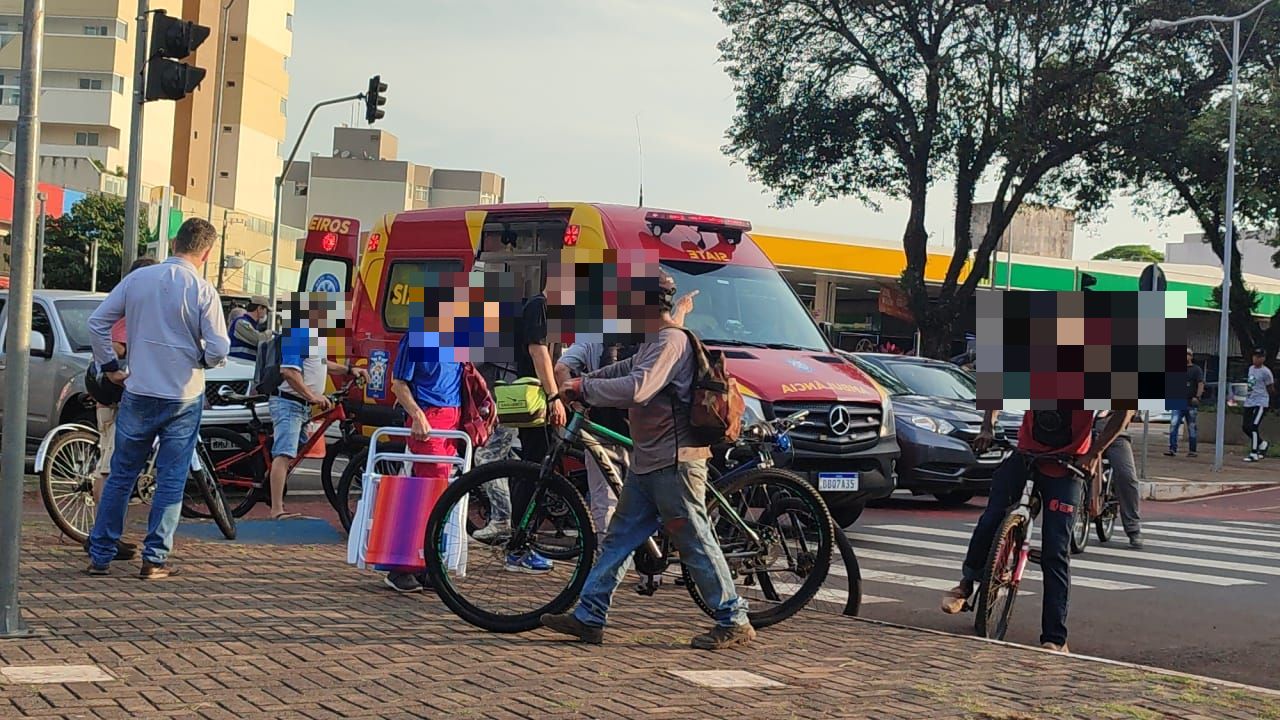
40,430,101,542
423,460,596,633
1069,492,1090,554
1095,466,1117,543
974,512,1027,640
200,426,266,518
322,438,362,514
186,442,236,540
685,467,835,629
335,448,402,532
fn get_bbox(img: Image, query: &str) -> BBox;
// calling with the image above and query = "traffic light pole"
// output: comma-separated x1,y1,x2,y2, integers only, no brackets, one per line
122,0,150,272
266,92,364,332
1,0,45,639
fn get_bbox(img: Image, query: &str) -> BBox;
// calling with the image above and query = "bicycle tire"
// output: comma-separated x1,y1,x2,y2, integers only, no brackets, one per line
40,430,101,543
335,448,403,532
424,460,596,633
974,511,1027,640
200,426,265,518
1069,491,1090,554
191,441,236,540
1095,466,1117,543
322,437,366,514
684,467,835,629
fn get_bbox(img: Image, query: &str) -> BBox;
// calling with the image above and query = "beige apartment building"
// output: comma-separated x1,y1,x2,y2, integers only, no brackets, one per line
281,126,505,234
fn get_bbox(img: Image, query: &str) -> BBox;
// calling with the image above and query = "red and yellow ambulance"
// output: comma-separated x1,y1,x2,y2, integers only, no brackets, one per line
300,203,898,527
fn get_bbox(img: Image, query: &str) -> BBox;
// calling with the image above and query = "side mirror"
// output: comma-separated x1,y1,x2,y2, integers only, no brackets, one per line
28,331,48,357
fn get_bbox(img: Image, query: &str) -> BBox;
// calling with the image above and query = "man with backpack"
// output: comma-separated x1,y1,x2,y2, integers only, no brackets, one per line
540,271,755,651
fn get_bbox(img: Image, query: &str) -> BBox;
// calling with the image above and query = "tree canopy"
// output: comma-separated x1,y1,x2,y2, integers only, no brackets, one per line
717,0,1253,356
43,194,150,292
1093,244,1165,262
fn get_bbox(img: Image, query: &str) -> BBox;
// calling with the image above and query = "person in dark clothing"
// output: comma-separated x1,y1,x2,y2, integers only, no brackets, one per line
1167,349,1204,457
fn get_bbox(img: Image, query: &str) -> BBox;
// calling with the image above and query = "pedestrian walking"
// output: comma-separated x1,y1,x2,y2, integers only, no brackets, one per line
1243,348,1276,463
1096,411,1142,549
540,271,755,651
228,295,271,361
1167,349,1204,457
84,219,230,579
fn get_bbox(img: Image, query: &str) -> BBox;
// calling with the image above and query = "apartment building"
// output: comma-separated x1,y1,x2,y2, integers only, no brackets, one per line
281,126,505,233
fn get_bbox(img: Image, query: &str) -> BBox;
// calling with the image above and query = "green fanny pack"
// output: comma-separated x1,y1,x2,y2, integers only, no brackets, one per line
494,377,547,428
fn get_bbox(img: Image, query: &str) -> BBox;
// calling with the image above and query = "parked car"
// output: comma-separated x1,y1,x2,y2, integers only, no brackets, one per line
0,290,264,450
842,352,1017,506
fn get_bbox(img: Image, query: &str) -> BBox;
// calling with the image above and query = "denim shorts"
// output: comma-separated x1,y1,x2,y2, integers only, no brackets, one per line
268,395,311,458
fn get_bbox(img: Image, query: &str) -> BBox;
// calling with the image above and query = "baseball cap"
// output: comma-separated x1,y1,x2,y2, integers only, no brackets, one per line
250,295,270,309
1253,347,1267,356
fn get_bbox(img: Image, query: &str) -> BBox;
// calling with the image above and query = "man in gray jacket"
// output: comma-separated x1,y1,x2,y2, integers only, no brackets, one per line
85,219,230,579
540,273,753,650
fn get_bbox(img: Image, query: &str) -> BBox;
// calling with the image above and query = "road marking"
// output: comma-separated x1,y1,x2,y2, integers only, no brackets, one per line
1139,527,1280,548
829,561,973,592
1141,538,1280,562
740,582,895,606
853,546,1055,594
1226,520,1280,530
1145,521,1280,539
857,528,1259,587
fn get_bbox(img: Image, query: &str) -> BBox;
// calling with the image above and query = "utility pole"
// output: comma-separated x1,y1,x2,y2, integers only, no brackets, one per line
206,0,238,226
1,0,45,639
34,191,45,289
122,0,149,272
90,238,100,292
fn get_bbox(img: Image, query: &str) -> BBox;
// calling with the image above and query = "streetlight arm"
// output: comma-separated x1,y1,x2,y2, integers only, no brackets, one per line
1149,0,1277,29
277,93,365,191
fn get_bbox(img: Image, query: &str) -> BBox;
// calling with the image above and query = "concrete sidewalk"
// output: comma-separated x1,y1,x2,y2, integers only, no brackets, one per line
3,502,1279,719
1121,423,1280,500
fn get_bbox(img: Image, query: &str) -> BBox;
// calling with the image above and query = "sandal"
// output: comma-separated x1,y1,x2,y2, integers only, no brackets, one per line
271,512,303,521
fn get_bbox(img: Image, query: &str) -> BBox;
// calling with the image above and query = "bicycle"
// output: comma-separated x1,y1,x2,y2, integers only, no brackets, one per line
969,446,1089,640
39,426,236,542
1069,453,1115,554
198,379,366,519
422,403,836,634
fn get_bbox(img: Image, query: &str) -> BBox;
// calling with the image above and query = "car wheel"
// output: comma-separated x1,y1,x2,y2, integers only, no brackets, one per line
828,502,865,529
933,491,975,507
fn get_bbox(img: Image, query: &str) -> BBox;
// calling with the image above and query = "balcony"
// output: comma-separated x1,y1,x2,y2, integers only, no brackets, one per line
0,87,127,128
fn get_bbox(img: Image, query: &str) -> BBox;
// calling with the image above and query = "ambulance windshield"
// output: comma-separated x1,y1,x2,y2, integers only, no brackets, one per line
661,260,828,352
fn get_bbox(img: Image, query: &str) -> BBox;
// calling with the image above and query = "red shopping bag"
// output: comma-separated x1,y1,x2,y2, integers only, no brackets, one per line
364,474,450,571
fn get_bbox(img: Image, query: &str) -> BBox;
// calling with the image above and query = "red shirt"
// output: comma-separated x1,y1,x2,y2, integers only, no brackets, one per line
110,318,127,345
1017,410,1094,477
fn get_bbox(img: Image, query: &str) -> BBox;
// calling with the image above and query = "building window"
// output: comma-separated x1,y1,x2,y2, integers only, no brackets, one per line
413,186,429,202
219,171,230,178
6,127,14,141
223,125,232,133
75,132,99,146
193,130,198,139
286,13,293,30
227,80,236,87
78,78,104,90
83,25,108,36
276,142,283,157
116,20,128,41
112,75,124,93
229,34,239,42
279,97,286,115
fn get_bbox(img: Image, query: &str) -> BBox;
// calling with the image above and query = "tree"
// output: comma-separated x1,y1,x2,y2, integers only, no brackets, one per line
717,0,1237,357
43,194,150,292
1092,244,1164,262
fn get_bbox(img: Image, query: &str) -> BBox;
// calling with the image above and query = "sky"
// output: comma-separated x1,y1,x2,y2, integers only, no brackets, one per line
283,0,1203,261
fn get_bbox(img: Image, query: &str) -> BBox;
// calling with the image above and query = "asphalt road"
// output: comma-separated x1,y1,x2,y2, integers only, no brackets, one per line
839,487,1280,690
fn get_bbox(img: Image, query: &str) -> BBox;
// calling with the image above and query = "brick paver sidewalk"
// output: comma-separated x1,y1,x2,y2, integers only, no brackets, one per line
3,505,1279,719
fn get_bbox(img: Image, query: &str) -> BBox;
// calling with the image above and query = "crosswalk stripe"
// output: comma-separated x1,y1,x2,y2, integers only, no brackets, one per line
855,528,1259,587
742,583,896,606
1140,527,1280,549
1142,538,1280,562
858,545,1140,591
1226,520,1280,530
1146,521,1280,539
828,560,981,593
869,524,1280,575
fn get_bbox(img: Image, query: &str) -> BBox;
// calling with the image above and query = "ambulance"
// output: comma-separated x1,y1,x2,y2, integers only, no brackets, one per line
300,203,898,527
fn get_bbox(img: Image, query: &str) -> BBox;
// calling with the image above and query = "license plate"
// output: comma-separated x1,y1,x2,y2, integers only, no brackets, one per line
818,472,860,492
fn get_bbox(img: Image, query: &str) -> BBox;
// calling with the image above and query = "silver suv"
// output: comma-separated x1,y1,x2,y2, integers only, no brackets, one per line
0,289,265,445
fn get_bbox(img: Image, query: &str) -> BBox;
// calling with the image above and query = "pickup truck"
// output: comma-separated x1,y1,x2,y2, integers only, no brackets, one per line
0,289,264,449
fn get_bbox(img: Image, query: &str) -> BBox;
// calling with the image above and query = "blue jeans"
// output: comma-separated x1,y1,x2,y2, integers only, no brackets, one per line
89,391,204,567
1170,406,1198,453
960,454,1079,646
573,459,748,628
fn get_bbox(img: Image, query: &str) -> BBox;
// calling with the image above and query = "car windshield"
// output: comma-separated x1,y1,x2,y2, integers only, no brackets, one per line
850,357,911,395
661,260,828,352
884,360,977,400
56,299,103,353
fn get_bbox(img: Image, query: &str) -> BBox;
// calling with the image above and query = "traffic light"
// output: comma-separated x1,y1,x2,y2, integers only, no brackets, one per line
145,10,210,102
1080,272,1098,291
365,75,387,124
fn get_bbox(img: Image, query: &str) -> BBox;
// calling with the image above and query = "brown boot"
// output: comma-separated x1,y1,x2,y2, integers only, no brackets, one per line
539,613,604,644
690,623,756,650
940,582,972,615
138,561,180,580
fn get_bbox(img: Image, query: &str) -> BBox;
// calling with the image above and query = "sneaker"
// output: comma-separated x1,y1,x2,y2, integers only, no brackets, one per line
505,550,554,574
1261,440,1272,455
1041,642,1070,653
691,623,757,650
138,561,179,580
940,582,972,615
82,539,138,562
86,563,109,576
1128,532,1144,550
539,613,604,644
384,572,422,593
1163,450,1176,457
415,572,433,591
1244,453,1261,463
472,520,511,544
1187,451,1198,458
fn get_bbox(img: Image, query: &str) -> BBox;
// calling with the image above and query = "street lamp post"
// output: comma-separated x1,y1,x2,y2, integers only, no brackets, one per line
1149,0,1275,472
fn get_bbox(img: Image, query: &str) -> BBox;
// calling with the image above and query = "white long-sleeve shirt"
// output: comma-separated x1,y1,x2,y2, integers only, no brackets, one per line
89,257,230,401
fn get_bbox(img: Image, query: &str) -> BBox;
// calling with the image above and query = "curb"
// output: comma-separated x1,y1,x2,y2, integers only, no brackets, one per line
838,613,1280,699
1139,479,1280,501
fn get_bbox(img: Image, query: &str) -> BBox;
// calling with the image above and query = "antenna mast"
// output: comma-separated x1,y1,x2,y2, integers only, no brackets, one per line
635,114,644,207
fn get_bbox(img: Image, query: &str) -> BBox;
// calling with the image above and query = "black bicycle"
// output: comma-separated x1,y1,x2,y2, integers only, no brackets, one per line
423,403,835,634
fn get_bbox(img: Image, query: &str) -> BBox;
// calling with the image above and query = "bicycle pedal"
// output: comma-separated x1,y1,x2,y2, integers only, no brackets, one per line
1028,548,1042,565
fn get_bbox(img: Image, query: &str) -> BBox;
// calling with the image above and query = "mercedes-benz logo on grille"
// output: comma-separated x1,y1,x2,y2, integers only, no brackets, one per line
828,405,853,436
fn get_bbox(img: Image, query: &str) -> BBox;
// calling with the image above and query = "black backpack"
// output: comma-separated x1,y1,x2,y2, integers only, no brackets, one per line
1030,410,1074,449
252,333,285,396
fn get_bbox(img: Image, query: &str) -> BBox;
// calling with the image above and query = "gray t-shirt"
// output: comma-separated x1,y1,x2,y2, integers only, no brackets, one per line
1246,365,1275,408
